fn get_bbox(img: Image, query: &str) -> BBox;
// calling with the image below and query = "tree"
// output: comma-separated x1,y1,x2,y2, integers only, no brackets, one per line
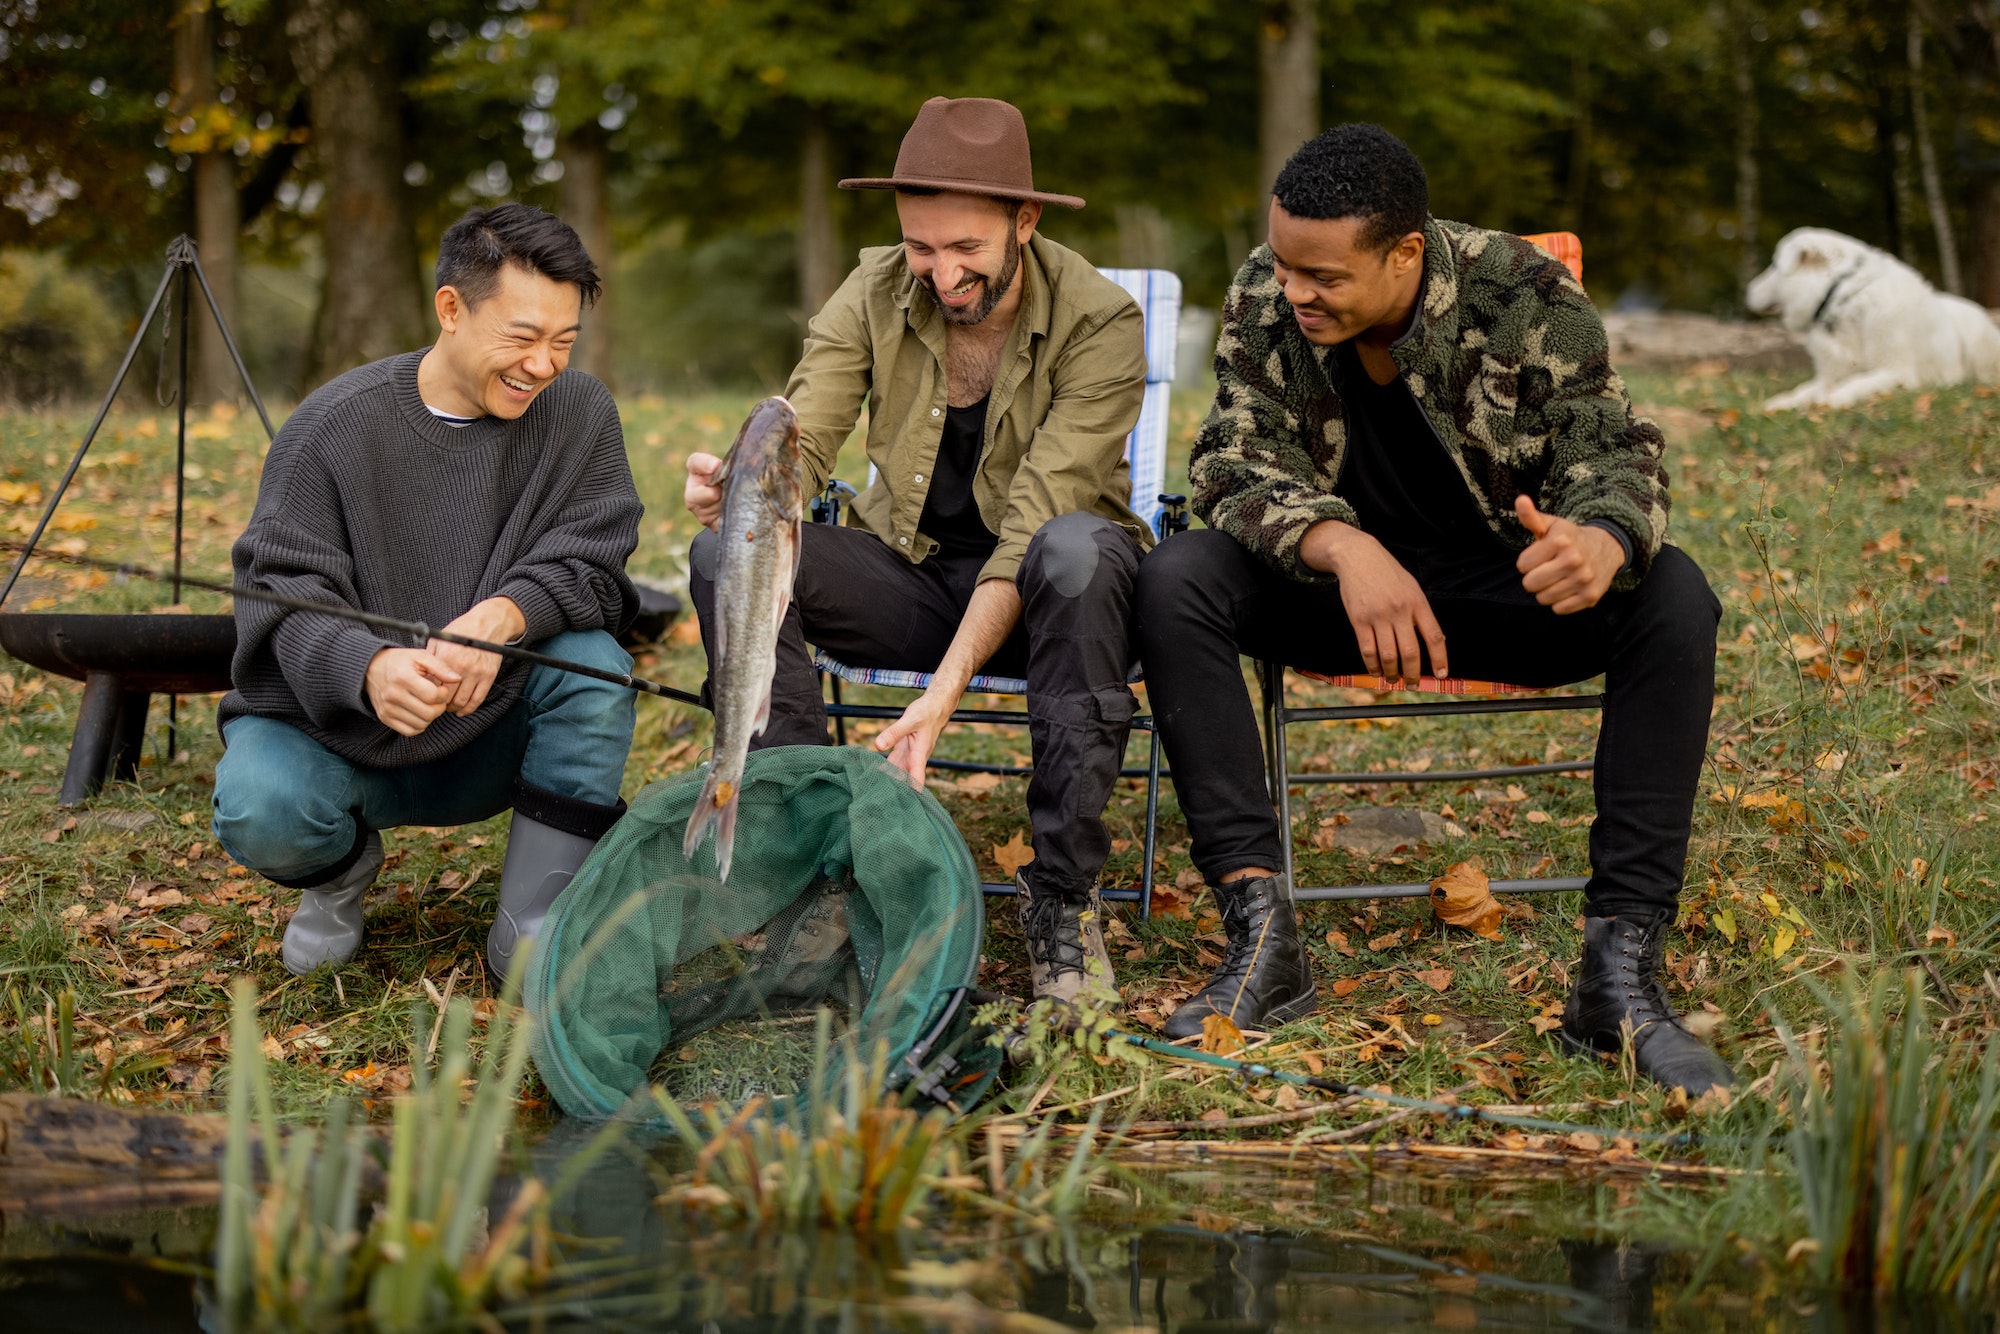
174,0,242,403
285,0,424,382
1259,0,1319,224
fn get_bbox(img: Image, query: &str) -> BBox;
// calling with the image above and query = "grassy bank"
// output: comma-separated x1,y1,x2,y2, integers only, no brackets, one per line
0,366,1992,1166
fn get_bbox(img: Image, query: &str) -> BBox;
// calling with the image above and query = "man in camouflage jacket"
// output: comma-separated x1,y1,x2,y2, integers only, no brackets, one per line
1134,124,1733,1097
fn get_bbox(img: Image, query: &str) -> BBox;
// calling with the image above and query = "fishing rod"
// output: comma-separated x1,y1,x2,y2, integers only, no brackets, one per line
0,542,707,708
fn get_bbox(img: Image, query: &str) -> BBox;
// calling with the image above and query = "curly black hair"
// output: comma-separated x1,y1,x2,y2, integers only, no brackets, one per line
1272,124,1428,252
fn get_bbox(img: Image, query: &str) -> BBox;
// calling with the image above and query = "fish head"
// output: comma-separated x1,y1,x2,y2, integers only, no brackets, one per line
725,395,804,518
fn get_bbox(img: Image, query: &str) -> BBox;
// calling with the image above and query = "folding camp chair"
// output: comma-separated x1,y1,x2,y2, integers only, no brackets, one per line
811,267,1185,913
1257,232,1600,905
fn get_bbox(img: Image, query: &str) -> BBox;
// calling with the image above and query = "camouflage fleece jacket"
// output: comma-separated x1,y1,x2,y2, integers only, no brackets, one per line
1190,218,1669,591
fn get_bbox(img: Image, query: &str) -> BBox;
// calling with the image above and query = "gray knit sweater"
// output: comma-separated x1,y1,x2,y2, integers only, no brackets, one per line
220,350,642,768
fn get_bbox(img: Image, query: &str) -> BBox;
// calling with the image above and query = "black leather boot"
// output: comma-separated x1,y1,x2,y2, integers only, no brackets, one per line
1163,873,1317,1039
1560,910,1735,1097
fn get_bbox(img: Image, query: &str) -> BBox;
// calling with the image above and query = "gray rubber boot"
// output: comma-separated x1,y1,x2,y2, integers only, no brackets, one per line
281,831,385,976
487,811,599,982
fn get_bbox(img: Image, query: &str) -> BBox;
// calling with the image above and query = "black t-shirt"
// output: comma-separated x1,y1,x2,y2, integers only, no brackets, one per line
1332,343,1532,604
918,395,999,561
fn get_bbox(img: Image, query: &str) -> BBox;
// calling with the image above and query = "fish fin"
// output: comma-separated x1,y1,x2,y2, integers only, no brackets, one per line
681,771,741,880
770,525,798,640
752,682,772,740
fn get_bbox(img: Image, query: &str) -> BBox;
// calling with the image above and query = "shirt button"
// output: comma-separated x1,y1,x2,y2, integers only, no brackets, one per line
898,537,909,546
914,473,924,483
931,407,941,417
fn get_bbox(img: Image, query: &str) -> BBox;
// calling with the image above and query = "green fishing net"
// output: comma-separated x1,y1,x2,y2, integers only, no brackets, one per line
525,745,996,1122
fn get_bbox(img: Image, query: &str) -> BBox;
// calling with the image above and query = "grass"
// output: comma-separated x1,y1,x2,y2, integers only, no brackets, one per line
0,367,1995,1276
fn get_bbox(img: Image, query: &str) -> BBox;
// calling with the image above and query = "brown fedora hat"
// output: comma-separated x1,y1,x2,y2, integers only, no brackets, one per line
840,96,1085,210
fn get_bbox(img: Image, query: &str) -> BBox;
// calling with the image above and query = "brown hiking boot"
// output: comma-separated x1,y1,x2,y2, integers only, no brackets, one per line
1016,872,1119,1006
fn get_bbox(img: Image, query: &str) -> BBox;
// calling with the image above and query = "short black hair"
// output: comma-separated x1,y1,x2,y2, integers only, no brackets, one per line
435,203,601,309
1272,124,1428,252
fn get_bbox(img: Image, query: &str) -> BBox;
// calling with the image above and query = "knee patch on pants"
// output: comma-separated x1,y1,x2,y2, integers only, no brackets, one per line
1027,512,1114,599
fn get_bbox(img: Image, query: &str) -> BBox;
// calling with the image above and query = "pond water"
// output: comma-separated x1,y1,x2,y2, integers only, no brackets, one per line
0,1143,1986,1332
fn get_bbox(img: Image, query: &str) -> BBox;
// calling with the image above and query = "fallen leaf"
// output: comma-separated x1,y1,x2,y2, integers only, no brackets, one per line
1331,977,1363,998
1198,1107,1229,1124
1366,929,1405,952
1146,883,1194,921
1430,860,1503,940
1273,1084,1304,1110
1420,1013,1443,1026
259,1034,286,1063
1861,528,1903,556
1503,784,1529,802
1564,1131,1602,1153
1770,925,1796,958
1524,809,1551,824
1199,1011,1245,1056
989,830,1034,879
1415,968,1453,993
1925,923,1958,949
951,772,1002,799
1325,929,1356,958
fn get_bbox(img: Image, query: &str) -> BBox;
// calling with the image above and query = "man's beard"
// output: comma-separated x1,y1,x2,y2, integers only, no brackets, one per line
931,230,1021,326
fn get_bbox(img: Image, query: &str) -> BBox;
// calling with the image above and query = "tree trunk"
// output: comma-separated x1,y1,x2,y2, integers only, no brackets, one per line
286,0,425,386
174,0,240,405
797,105,841,331
1258,0,1320,234
559,121,615,390
1909,15,1964,294
1562,50,1591,234
1732,1,1761,300
1972,175,2000,307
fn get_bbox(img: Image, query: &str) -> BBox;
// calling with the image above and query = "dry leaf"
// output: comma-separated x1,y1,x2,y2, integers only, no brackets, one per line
1331,977,1363,998
1366,929,1405,952
1415,968,1453,993
1861,528,1903,556
989,830,1034,879
1273,1084,1304,1111
1146,883,1195,921
1199,1011,1245,1056
1564,1131,1602,1153
259,1034,286,1063
1325,929,1356,958
1430,861,1503,940
952,772,1003,799
1198,1107,1229,1124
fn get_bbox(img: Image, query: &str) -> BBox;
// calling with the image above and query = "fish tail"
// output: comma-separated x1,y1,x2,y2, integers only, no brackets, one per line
682,770,742,882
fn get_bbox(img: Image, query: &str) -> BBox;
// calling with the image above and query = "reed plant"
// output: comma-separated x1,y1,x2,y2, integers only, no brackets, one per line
0,983,166,1094
211,976,620,1332
653,1008,1124,1232
1678,970,2000,1306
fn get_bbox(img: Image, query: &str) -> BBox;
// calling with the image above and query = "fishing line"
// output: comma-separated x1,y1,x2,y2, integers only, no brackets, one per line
0,542,707,708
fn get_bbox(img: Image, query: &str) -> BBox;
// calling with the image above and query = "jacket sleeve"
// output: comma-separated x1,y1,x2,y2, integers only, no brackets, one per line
1188,255,1354,582
232,432,399,727
983,299,1146,585
1518,278,1670,588
495,396,643,642
784,264,874,500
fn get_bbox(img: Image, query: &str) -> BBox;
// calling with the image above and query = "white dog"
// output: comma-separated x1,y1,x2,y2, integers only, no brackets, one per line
1745,227,2000,411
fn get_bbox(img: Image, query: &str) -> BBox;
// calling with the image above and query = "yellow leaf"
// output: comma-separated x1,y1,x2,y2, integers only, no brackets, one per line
1713,908,1738,943
1420,1013,1443,1026
1759,892,1782,915
1199,1011,1244,1056
1524,809,1551,824
989,830,1034,879
1771,925,1796,958
1429,860,1503,940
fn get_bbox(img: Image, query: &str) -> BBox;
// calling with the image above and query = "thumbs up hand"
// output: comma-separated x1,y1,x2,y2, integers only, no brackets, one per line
1514,495,1624,614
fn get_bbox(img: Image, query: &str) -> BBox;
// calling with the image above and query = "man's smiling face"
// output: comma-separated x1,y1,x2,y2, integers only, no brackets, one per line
1266,200,1425,347
896,191,1041,327
433,261,582,419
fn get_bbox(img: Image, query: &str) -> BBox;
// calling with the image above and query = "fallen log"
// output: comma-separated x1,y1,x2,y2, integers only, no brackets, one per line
0,1092,229,1215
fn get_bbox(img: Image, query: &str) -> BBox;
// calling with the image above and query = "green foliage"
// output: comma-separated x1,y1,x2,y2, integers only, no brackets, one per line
652,1008,1124,1231
212,977,620,1332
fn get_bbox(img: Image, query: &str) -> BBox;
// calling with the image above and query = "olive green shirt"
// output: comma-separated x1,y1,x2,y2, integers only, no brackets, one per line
785,233,1151,586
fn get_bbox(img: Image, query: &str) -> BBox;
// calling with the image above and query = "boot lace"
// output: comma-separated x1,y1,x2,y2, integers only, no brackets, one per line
1610,916,1677,1030
1023,896,1087,979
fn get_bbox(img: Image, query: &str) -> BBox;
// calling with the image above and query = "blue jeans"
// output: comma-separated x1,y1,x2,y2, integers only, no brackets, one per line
212,630,635,884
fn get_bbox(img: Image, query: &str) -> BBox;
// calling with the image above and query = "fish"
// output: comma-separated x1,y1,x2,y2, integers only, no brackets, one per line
683,395,804,881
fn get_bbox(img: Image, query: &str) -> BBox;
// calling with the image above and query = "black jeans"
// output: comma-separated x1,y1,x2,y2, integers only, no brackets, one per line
690,513,1143,901
1131,529,1721,918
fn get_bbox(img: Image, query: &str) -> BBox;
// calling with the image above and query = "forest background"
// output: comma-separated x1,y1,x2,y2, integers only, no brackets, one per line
1,0,1997,405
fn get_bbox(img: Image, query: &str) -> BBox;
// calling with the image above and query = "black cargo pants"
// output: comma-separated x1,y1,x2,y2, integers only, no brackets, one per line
690,513,1143,902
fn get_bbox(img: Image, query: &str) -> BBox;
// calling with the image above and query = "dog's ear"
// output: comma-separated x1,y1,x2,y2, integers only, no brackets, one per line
1792,245,1830,271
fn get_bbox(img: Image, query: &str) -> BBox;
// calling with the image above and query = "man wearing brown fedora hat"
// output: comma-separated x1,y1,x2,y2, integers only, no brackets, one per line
684,96,1150,1008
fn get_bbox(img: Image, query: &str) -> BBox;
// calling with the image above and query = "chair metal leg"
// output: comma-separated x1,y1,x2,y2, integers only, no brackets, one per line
1269,668,1297,889
828,673,847,746
1140,722,1161,920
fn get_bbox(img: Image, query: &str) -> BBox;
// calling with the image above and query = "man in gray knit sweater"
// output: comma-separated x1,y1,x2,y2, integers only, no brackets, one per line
212,203,642,983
